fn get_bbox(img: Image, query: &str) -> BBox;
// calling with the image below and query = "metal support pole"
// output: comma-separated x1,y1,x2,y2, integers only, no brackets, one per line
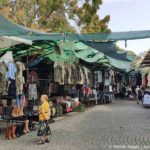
26,49,29,79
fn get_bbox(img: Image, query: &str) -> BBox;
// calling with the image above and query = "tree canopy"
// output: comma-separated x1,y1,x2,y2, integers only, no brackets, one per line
0,0,111,33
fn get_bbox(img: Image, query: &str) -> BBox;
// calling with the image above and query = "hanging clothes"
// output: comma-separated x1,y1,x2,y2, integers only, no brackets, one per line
29,83,38,100
16,61,25,95
70,64,76,84
68,64,72,84
54,62,63,83
76,65,84,84
8,79,16,98
72,64,76,84
48,83,53,97
83,67,89,84
147,71,150,87
71,85,78,98
82,85,91,97
142,74,148,88
64,66,69,84
97,71,102,83
6,62,17,80
76,65,82,83
0,62,8,94
0,51,14,63
60,62,65,85
80,66,86,84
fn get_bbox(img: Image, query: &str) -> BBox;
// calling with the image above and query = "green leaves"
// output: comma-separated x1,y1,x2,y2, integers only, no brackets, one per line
0,0,110,33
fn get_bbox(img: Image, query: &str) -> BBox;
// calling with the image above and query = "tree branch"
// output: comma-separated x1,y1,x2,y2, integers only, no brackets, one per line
10,12,25,26
40,9,54,26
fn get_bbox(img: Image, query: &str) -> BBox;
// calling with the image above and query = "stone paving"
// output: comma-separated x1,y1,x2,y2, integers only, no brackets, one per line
1,100,150,150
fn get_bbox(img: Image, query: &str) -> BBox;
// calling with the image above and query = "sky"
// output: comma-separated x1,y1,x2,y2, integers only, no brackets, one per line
99,0,150,55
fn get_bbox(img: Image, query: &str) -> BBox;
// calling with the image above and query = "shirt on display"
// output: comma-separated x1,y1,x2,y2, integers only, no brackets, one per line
97,71,102,83
6,62,17,80
29,83,38,100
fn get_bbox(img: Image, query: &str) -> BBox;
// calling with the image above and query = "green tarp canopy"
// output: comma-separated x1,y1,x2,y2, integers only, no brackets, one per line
1,14,150,41
82,41,130,61
0,14,132,71
59,41,108,63
108,57,131,72
0,40,131,71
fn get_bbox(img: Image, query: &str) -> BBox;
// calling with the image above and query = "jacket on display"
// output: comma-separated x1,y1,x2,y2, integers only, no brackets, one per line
16,61,25,95
0,62,8,94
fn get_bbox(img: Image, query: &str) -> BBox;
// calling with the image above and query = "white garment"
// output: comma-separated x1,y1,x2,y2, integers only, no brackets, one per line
109,86,113,92
16,61,25,95
97,71,102,82
64,101,72,107
84,66,90,83
0,51,14,63
147,71,150,87
105,79,110,86
6,62,17,80
78,65,84,84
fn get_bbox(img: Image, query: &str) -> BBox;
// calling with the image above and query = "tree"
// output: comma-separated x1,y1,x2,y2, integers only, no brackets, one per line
0,0,110,33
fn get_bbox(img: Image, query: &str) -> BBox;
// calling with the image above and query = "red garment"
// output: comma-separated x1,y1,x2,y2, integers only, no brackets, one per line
144,75,148,87
82,87,91,95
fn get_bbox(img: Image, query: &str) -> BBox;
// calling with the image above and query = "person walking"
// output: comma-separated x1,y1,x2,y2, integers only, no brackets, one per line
37,94,51,144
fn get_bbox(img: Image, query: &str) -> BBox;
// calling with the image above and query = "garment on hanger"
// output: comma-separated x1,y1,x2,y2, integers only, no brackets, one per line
0,51,14,63
16,61,25,95
60,62,65,85
6,62,17,80
64,66,69,84
80,66,86,84
29,83,38,100
0,62,8,94
76,65,82,83
147,71,150,87
70,64,76,84
8,79,16,98
97,71,102,83
54,62,63,83
67,64,72,84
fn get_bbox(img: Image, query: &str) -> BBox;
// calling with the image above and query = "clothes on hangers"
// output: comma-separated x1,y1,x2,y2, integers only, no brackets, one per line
16,61,25,95
6,62,17,80
0,62,8,94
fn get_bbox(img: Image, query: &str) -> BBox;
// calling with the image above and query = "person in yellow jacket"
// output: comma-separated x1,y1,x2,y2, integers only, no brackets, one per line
37,94,51,144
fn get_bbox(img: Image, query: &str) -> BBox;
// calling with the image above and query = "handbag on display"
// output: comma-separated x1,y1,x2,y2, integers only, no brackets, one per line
11,107,24,118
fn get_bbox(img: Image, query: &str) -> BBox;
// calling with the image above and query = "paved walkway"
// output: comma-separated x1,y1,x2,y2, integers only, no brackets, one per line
1,100,150,150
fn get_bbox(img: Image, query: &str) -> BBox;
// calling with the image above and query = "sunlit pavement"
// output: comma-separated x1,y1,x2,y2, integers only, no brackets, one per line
1,99,150,150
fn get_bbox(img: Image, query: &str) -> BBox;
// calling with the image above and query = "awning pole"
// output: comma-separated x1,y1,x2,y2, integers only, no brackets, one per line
26,48,29,79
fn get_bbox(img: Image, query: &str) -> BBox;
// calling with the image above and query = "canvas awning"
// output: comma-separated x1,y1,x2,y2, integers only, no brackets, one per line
1,14,150,42
0,36,32,48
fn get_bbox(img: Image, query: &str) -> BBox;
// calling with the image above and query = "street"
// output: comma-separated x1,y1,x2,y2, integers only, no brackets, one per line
1,100,150,150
